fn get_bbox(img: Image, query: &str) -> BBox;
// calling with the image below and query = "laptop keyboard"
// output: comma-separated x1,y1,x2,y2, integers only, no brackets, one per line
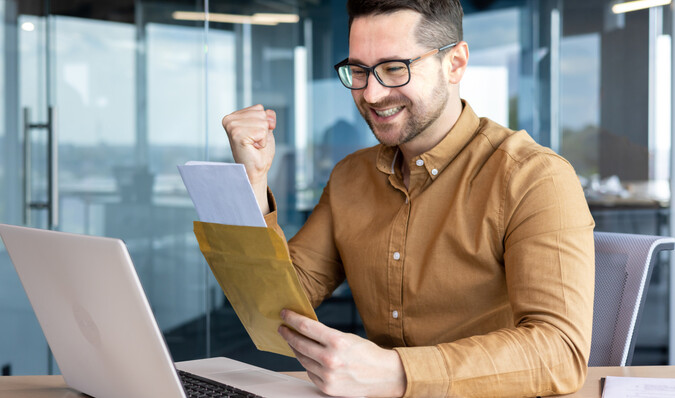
178,369,265,398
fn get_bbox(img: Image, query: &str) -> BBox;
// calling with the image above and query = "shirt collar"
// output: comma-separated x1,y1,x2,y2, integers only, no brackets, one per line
376,100,481,180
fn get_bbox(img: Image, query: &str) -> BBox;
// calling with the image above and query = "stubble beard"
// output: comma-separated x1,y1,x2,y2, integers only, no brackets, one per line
358,73,449,148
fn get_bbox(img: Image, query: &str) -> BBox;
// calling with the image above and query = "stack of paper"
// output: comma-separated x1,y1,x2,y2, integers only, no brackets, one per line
178,161,266,227
602,376,675,397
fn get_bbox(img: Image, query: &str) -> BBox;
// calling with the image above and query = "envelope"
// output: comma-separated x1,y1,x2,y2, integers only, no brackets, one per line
193,221,317,357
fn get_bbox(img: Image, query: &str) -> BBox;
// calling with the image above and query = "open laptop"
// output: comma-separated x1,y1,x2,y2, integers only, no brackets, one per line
0,223,330,398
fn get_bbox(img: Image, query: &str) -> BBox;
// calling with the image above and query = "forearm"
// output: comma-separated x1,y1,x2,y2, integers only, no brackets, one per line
393,221,594,396
395,322,589,397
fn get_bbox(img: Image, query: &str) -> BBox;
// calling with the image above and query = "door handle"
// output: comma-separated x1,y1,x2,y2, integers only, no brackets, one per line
22,107,58,229
22,108,33,225
47,107,58,229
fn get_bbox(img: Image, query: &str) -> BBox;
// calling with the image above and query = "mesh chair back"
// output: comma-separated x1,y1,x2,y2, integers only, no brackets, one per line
590,232,674,366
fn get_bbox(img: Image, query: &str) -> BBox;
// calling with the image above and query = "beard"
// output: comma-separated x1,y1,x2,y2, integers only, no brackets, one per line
357,71,449,147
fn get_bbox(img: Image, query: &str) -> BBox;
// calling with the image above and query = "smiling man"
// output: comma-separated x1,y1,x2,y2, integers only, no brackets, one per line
221,1,595,397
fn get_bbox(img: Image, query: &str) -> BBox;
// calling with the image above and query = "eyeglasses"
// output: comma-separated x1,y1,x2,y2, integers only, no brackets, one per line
334,43,457,90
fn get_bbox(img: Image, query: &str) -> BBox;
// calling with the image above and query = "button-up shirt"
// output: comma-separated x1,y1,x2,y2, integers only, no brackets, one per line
265,101,595,397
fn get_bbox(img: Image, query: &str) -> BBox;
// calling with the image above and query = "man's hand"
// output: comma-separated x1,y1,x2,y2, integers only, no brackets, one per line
221,104,276,214
278,309,407,397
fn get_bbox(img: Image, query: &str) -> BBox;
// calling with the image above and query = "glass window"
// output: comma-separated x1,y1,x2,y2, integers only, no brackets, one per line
2,0,674,374
0,0,5,220
463,7,521,129
560,33,600,178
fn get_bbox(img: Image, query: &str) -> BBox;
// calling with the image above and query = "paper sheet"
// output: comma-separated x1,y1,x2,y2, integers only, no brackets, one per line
178,161,265,227
602,376,675,397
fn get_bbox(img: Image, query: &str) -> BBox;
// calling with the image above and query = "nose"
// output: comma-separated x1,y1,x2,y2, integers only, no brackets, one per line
361,72,391,104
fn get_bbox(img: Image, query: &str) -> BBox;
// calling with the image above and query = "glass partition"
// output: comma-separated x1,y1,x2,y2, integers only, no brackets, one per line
1,0,674,374
0,2,52,375
557,0,672,365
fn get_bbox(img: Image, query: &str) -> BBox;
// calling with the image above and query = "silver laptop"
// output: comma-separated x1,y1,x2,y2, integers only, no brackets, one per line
0,223,329,398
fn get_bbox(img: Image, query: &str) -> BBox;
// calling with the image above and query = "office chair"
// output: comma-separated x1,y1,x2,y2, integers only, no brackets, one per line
589,232,675,366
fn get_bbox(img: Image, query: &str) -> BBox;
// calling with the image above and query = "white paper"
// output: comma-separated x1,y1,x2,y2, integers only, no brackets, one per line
602,376,675,398
177,161,266,227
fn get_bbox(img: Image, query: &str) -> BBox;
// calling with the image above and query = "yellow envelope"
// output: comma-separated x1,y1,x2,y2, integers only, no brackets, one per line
193,221,317,357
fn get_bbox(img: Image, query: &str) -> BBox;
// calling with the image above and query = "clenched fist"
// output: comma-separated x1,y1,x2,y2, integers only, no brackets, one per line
222,104,277,214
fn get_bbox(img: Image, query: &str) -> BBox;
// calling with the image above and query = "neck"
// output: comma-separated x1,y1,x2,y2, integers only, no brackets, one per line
399,96,463,167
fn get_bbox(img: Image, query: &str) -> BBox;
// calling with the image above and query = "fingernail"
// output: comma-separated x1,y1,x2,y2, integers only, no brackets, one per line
280,309,286,318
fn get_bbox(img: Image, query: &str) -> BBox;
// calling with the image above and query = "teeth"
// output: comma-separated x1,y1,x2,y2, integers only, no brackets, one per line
375,106,402,117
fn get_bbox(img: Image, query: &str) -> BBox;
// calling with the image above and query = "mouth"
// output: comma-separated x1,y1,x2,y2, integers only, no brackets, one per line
373,106,404,118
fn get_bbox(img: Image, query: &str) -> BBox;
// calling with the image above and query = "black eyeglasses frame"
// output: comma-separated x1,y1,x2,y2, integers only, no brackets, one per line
333,42,458,90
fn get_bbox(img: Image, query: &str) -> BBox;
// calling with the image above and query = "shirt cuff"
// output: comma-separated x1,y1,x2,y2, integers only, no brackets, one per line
263,188,278,226
263,188,288,244
394,346,451,397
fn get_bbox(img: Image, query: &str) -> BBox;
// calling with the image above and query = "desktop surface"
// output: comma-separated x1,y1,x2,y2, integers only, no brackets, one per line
1,364,674,398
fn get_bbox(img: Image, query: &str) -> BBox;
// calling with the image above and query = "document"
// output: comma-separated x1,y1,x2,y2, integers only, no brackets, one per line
177,161,266,227
178,161,317,358
602,376,675,398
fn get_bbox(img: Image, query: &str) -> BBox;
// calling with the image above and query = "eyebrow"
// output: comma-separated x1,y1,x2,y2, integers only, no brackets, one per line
348,55,408,65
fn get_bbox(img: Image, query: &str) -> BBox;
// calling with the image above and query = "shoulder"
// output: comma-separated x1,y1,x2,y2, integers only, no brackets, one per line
469,119,584,218
475,118,575,175
330,144,382,177
472,123,593,239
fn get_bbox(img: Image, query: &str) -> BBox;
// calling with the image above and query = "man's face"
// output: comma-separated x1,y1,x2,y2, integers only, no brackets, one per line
349,11,450,147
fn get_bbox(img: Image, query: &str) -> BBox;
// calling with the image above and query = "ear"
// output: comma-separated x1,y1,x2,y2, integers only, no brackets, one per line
444,41,469,85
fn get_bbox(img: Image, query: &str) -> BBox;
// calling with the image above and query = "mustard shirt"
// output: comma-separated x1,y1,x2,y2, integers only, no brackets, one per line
266,102,595,397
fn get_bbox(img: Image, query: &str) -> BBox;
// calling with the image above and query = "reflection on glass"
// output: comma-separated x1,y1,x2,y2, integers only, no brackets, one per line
51,8,208,361
0,1,3,219
560,33,600,178
653,34,671,182
206,29,236,162
54,16,136,236
1,10,52,376
463,8,520,129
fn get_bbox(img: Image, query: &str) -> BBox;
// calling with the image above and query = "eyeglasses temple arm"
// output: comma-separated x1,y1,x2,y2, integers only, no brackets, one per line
409,42,458,64
410,48,440,63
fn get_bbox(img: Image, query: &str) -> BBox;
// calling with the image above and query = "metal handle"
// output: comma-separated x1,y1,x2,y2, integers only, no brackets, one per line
47,107,58,230
21,106,58,229
22,108,33,225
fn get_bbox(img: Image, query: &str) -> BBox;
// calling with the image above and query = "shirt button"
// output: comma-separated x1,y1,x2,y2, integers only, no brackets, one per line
431,168,438,176
393,251,401,260
392,310,399,319
415,159,424,167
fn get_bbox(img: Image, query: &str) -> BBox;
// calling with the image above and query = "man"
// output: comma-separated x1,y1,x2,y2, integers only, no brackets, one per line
222,1,595,397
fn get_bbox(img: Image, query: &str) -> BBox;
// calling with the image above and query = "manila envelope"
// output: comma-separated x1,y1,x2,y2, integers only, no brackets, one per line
193,221,317,357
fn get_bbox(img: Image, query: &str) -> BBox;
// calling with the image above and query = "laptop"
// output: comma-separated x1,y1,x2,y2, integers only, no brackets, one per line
0,223,331,398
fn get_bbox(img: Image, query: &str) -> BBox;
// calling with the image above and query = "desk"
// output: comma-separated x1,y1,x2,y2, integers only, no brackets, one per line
0,366,674,397
558,366,675,397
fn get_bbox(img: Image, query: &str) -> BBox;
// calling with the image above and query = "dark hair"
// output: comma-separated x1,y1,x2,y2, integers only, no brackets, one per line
346,0,463,48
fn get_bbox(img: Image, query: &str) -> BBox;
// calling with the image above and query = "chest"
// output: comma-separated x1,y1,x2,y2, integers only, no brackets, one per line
332,164,505,273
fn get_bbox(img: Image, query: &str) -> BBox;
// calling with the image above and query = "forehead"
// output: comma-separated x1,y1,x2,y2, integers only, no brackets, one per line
349,10,423,63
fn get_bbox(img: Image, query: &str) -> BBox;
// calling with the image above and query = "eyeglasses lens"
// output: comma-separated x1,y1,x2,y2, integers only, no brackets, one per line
338,66,355,88
338,61,410,89
375,61,409,87
338,65,368,89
